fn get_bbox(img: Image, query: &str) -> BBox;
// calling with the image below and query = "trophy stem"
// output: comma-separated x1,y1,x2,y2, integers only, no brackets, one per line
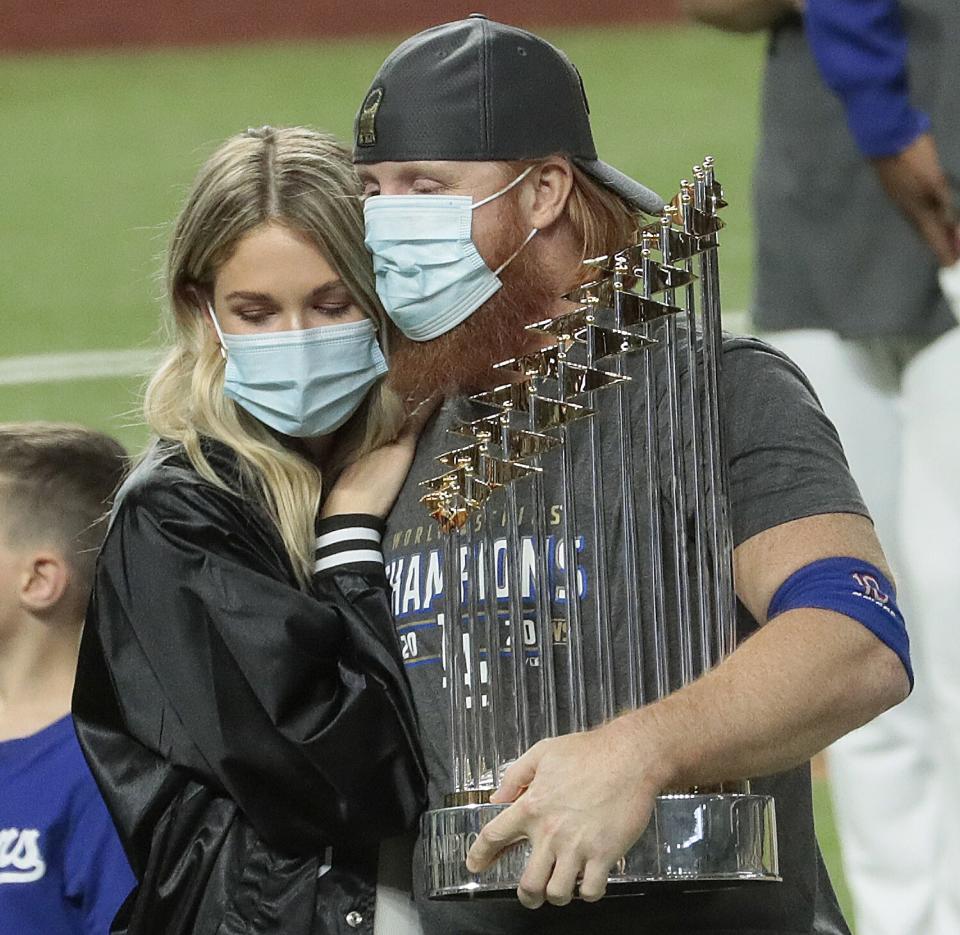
480,500,504,784
696,161,737,659
584,322,617,721
638,259,669,699
682,262,715,673
501,415,532,753
657,220,695,688
442,526,467,789
612,273,647,708
528,384,560,737
672,179,715,672
462,490,484,789
556,354,588,732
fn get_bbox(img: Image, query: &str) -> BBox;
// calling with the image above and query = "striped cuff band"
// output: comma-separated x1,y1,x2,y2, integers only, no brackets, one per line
314,514,384,574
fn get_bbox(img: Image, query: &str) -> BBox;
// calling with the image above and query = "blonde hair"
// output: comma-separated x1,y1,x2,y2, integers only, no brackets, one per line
145,126,403,585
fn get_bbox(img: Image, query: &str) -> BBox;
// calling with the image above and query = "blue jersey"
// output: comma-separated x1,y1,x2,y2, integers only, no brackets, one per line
0,716,134,935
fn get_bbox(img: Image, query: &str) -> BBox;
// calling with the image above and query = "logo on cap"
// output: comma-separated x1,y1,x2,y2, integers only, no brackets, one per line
357,87,384,147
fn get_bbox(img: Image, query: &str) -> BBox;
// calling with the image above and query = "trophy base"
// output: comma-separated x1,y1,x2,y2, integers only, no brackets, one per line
422,792,780,899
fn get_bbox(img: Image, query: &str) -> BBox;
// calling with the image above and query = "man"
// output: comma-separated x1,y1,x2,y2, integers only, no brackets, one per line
0,423,133,934
355,16,909,933
683,2,960,932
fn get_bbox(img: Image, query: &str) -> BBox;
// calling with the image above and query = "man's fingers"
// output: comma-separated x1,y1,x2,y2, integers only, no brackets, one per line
516,843,555,910
465,804,526,873
464,728,657,908
578,858,612,902
544,853,583,907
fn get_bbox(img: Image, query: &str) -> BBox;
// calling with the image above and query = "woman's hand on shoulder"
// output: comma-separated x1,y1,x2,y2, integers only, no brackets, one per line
322,396,440,520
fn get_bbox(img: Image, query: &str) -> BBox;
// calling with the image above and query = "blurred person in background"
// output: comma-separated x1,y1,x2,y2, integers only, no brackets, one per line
72,126,431,935
683,2,960,933
0,423,134,934
354,16,912,935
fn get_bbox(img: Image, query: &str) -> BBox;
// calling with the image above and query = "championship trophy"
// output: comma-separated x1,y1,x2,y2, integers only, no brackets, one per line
419,159,780,898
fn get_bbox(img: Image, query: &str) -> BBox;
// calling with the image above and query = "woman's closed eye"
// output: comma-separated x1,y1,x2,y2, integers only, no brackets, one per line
311,284,357,317
231,306,275,325
314,301,355,318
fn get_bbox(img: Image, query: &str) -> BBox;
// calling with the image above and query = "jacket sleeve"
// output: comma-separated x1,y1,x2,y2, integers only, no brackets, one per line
93,477,427,855
805,0,930,157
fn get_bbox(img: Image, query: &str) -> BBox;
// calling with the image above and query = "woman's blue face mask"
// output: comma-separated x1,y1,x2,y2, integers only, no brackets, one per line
363,166,538,342
207,303,387,438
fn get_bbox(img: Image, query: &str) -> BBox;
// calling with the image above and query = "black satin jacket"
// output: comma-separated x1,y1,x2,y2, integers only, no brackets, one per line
72,443,427,935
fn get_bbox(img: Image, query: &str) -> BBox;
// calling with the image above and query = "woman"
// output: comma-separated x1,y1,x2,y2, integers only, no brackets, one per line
72,127,428,935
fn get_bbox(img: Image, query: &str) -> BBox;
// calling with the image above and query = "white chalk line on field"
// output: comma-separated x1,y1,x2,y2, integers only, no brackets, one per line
0,349,164,386
0,310,751,387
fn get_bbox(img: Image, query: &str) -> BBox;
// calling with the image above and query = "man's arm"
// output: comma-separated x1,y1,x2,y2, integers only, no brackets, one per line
682,0,800,33
805,0,958,264
465,511,909,908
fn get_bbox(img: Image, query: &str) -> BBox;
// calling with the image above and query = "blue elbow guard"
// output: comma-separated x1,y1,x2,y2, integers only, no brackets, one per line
766,557,913,689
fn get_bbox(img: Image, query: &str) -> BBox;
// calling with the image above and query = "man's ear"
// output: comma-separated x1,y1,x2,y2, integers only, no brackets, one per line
19,552,70,615
518,157,574,232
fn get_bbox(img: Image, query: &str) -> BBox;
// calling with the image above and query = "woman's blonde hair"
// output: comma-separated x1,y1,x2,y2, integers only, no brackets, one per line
145,126,402,585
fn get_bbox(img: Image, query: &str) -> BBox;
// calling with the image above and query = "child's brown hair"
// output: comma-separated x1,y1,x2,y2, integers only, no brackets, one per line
0,423,128,593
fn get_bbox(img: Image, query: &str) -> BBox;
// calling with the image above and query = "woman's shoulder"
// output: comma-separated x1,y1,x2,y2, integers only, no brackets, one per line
103,438,292,576
113,438,253,527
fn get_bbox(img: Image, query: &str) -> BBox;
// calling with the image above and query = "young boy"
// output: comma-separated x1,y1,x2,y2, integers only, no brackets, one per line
0,423,134,934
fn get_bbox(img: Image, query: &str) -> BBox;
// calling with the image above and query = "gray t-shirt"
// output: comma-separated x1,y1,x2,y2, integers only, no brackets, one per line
384,335,864,934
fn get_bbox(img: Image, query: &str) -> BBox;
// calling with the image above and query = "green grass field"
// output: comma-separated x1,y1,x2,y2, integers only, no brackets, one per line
0,22,856,927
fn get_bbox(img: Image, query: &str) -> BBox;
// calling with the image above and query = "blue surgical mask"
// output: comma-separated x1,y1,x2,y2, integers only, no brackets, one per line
207,304,388,437
363,167,538,342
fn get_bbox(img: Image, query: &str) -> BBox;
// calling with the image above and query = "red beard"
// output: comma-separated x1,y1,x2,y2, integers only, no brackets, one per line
386,241,559,404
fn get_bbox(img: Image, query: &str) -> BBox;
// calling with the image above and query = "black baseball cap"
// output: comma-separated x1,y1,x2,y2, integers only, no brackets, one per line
353,14,663,215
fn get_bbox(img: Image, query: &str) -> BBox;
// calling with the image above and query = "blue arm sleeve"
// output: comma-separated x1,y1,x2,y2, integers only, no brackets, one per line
805,0,930,157
767,557,913,690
